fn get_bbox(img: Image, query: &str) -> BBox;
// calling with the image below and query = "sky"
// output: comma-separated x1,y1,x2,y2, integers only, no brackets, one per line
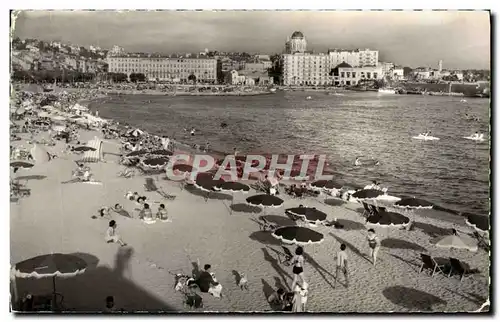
12,10,491,69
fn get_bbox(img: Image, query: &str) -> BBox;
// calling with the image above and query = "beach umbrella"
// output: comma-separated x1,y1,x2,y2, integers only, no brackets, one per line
434,233,478,252
352,189,385,200
72,146,97,152
310,179,343,190
172,163,194,174
214,181,250,193
214,181,251,210
394,197,434,209
10,161,35,173
148,149,173,157
246,194,284,208
194,172,225,192
140,157,169,169
285,207,327,224
125,150,148,158
465,214,489,234
30,144,51,164
366,210,410,228
127,128,144,137
272,226,325,246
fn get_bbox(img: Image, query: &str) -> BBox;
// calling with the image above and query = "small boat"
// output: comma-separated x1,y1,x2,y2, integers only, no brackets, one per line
378,88,397,94
306,96,312,100
460,99,467,103
269,88,277,93
329,92,344,96
464,134,485,142
412,134,440,141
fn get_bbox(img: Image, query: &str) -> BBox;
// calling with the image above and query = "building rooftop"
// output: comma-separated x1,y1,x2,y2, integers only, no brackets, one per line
291,31,305,39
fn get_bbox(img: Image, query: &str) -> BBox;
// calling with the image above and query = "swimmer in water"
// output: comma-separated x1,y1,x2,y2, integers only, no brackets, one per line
190,128,195,136
355,157,362,166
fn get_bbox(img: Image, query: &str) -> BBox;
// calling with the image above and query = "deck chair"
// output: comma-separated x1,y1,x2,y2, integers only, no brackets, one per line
361,202,372,217
448,258,472,282
281,246,294,266
419,253,446,277
473,232,490,252
259,217,278,231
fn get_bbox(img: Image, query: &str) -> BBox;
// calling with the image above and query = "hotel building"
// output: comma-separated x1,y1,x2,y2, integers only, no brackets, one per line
281,31,380,86
107,54,220,83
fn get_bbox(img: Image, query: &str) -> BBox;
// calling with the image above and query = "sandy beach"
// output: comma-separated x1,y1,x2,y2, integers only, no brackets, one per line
10,108,490,312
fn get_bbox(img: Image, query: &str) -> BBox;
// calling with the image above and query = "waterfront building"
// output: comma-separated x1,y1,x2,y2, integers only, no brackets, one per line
107,54,220,83
281,31,380,86
243,62,271,72
392,67,405,80
331,62,383,86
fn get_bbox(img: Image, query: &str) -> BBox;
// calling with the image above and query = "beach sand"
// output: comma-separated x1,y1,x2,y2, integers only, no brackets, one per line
10,125,490,312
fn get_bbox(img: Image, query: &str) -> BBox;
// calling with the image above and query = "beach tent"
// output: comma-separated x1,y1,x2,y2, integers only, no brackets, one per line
81,137,103,163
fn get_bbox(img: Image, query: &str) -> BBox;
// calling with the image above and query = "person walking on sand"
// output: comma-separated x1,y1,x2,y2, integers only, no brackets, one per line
334,243,349,288
367,229,381,266
156,203,169,221
291,246,306,286
105,220,127,246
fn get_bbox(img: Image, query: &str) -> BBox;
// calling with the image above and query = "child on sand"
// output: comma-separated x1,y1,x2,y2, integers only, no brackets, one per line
335,243,349,288
367,229,381,266
105,220,127,246
156,204,169,222
291,276,308,312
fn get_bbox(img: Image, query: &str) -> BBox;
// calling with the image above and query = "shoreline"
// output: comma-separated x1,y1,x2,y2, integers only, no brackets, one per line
103,89,274,97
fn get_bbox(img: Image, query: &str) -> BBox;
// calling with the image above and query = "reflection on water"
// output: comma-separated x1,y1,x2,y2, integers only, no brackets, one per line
94,91,490,216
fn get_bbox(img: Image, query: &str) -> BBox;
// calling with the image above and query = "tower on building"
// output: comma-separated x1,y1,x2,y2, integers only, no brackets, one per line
285,31,307,54
438,60,443,72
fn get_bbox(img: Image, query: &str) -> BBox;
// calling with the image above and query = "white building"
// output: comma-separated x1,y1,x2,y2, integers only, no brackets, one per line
282,52,331,86
107,54,219,83
392,68,404,80
332,63,383,86
328,48,378,67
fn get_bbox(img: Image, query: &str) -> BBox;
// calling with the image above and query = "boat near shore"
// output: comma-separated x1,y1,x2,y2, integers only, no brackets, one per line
378,88,397,94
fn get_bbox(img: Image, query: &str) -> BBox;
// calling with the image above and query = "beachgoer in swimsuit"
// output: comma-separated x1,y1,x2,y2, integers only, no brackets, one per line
367,229,380,266
140,203,153,221
335,243,349,288
291,246,306,286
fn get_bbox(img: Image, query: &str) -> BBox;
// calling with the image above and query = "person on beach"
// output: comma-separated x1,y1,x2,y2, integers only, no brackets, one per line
291,276,308,312
355,157,362,166
156,204,169,221
367,229,381,266
104,296,116,312
291,246,306,286
268,288,286,309
195,264,223,298
105,220,127,246
233,147,238,156
99,207,111,218
139,203,153,221
204,142,210,152
334,243,349,288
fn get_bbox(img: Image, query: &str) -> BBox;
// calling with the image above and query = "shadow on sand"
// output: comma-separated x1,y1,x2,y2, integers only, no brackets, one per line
324,198,346,207
12,249,177,312
336,219,366,231
412,222,452,238
230,203,262,213
329,232,371,263
184,184,233,201
261,248,292,289
15,175,47,181
260,215,296,227
250,231,281,246
381,238,427,252
303,253,337,290
382,285,447,311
